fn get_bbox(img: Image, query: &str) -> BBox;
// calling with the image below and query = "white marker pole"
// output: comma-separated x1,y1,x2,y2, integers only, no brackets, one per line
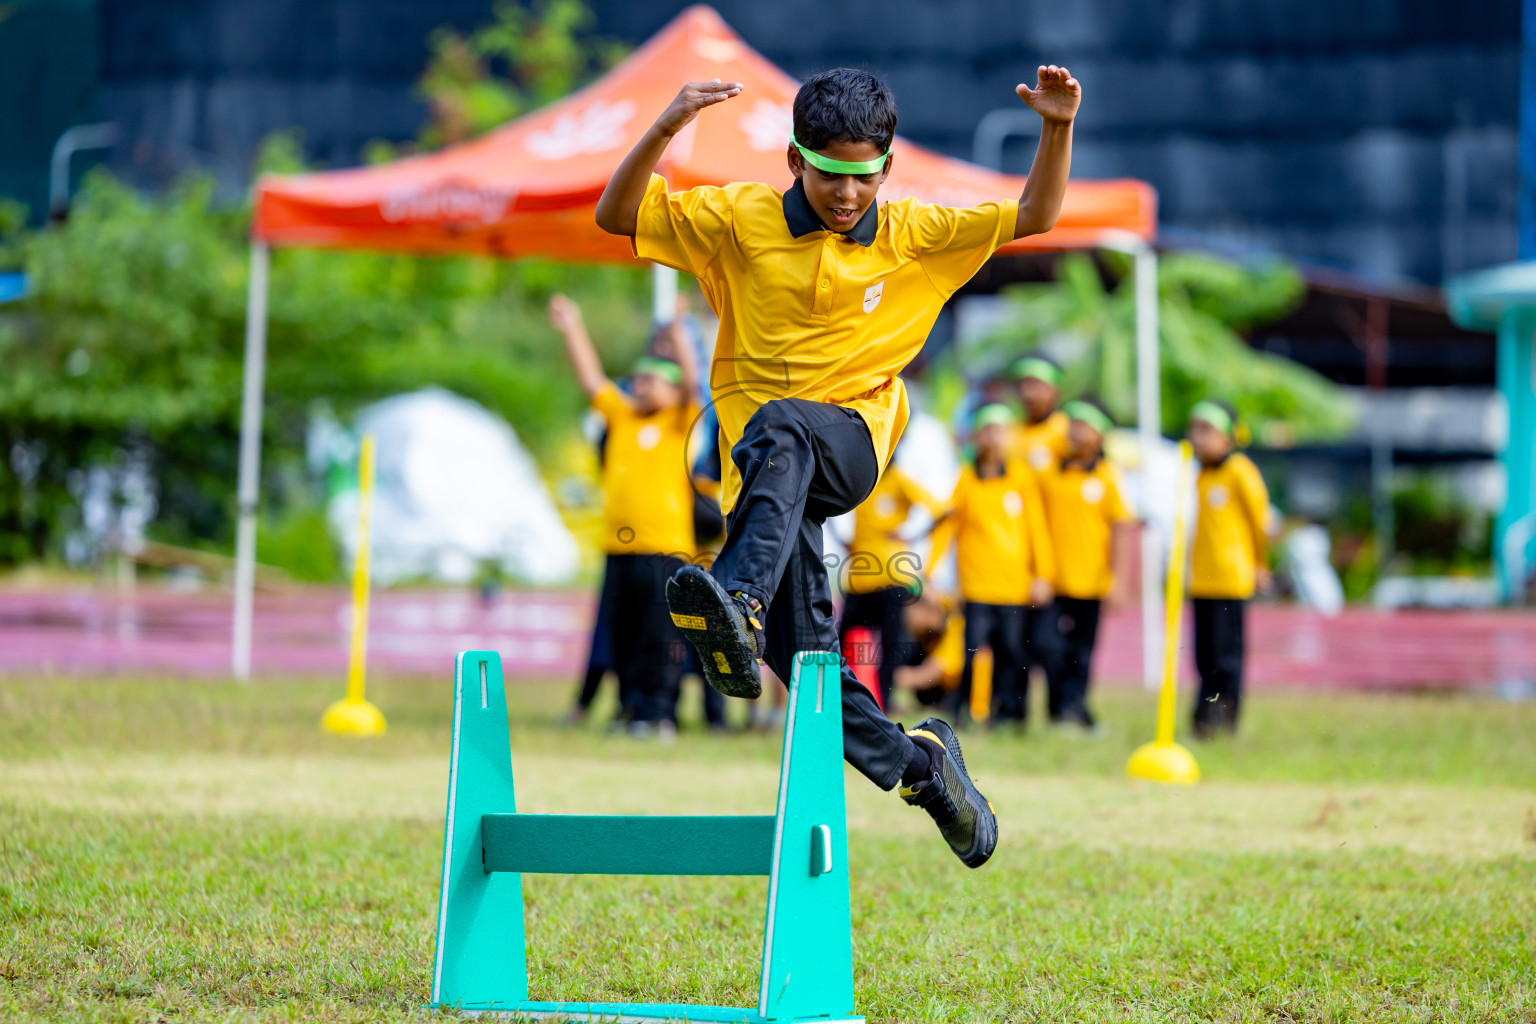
231,241,269,680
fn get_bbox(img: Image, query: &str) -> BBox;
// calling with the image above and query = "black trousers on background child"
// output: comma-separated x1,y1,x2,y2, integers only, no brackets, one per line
1192,597,1246,734
711,398,918,791
1046,596,1101,725
604,552,686,725
839,585,910,710
573,559,618,713
955,601,1028,723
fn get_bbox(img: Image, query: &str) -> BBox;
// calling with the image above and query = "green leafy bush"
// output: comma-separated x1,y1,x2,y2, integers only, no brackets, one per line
0,169,651,565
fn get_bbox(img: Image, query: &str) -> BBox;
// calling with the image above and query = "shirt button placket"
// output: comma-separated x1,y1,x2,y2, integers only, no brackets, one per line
813,240,835,317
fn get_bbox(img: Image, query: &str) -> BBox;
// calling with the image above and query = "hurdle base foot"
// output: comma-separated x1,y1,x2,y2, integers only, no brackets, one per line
439,1000,864,1023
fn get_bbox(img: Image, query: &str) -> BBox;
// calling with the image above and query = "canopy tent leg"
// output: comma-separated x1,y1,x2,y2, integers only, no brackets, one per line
652,264,678,326
232,241,270,681
1133,243,1163,691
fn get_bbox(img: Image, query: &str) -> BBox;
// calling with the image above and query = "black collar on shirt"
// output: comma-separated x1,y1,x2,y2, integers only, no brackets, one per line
1063,453,1103,473
782,178,878,247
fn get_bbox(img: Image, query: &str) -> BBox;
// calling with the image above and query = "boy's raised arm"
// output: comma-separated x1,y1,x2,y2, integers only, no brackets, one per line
595,79,743,237
1013,65,1082,239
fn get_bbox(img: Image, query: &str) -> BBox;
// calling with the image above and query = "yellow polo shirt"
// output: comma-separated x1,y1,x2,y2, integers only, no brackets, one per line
591,382,699,556
633,174,1017,513
1041,457,1135,599
1190,452,1270,599
844,465,949,595
1010,410,1071,473
928,462,1055,606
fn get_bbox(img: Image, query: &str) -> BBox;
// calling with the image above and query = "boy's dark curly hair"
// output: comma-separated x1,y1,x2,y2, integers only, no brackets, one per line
792,68,898,153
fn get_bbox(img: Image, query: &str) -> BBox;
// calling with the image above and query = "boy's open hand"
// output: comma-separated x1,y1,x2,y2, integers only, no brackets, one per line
656,79,744,137
1017,65,1080,124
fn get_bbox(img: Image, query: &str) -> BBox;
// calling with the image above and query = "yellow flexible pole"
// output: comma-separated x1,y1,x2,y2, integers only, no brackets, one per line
346,434,375,702
1127,440,1199,782
322,433,386,737
1155,441,1192,745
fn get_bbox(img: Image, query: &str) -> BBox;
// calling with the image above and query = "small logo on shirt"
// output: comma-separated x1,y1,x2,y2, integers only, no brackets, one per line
1003,491,1024,518
875,494,897,516
1028,444,1052,471
1206,484,1229,509
863,281,884,314
1081,477,1106,505
636,423,663,450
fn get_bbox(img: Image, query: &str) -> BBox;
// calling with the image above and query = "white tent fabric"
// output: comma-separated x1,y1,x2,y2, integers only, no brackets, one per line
331,387,579,586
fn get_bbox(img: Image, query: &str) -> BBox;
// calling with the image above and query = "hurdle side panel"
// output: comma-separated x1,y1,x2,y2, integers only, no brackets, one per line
758,652,857,1021
430,651,529,1009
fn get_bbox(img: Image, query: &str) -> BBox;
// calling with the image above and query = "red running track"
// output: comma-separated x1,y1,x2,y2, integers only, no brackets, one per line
1,584,1534,690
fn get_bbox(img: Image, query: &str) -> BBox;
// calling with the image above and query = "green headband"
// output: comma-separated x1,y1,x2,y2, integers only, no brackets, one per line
790,133,891,175
1064,400,1113,437
632,356,682,385
1010,357,1061,388
1189,400,1234,437
972,403,1017,430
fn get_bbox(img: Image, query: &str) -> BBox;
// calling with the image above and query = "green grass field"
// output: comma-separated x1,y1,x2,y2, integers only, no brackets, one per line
2,674,1533,1023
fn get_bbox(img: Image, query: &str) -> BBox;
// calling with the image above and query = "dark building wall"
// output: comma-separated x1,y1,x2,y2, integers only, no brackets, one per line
0,0,101,221
85,0,1523,283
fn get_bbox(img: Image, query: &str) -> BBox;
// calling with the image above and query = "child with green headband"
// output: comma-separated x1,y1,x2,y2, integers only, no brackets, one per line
1008,353,1072,473
549,293,700,739
1187,399,1272,738
1037,397,1134,732
595,62,1081,870
927,404,1056,729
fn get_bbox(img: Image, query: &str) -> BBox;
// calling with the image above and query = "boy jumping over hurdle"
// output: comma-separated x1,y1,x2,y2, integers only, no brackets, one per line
596,65,1080,868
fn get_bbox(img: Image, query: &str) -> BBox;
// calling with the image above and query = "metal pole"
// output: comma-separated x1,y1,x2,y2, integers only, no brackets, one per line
1371,434,1394,577
49,122,119,218
652,264,679,326
1134,243,1163,691
232,241,270,680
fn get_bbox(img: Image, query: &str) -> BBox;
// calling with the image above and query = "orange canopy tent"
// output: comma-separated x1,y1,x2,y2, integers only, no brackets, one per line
232,5,1165,680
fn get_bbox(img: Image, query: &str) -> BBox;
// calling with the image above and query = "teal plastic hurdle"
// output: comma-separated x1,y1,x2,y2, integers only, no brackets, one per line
430,649,863,1023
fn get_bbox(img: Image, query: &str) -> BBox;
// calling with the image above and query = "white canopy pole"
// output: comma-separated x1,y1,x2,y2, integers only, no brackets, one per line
652,264,679,326
1133,242,1163,691
232,241,270,680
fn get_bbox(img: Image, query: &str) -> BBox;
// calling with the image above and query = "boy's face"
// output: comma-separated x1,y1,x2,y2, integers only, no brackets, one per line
1068,419,1102,459
632,372,683,415
788,140,890,233
975,422,1010,459
1188,418,1232,463
1017,377,1058,421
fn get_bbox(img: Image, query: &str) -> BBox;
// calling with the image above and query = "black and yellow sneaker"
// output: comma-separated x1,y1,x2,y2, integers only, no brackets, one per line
664,564,765,699
900,717,998,868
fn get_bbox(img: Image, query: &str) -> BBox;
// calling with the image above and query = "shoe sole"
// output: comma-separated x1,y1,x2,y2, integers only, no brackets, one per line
912,716,998,868
665,566,763,700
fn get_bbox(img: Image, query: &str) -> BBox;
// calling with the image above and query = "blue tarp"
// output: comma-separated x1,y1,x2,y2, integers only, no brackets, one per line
0,273,27,304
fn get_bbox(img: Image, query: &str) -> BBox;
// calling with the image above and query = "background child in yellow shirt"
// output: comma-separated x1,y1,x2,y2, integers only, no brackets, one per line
928,404,1055,726
1038,398,1134,731
1187,400,1271,737
550,293,700,738
1009,353,1072,473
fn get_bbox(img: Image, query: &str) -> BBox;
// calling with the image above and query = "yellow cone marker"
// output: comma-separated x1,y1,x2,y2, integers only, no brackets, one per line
1127,439,1199,783
323,433,387,737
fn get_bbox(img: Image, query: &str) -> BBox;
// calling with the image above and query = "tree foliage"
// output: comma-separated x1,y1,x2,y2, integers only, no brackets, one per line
417,0,625,149
972,250,1353,443
0,169,651,566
